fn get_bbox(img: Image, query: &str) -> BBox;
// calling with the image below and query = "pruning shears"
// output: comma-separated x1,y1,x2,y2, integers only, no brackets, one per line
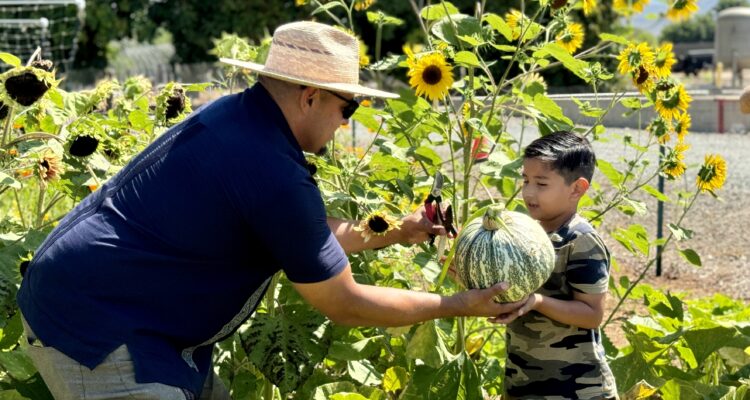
424,171,457,259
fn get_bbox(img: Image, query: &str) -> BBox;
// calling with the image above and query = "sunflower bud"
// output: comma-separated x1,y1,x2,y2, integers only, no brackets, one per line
68,135,100,157
165,88,186,120
31,59,54,72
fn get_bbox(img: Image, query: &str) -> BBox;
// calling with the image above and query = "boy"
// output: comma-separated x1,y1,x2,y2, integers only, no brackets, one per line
497,131,618,399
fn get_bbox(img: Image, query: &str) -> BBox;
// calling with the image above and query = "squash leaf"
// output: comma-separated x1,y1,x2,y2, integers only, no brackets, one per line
242,304,331,395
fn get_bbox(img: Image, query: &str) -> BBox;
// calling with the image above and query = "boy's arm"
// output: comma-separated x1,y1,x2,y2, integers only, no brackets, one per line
492,291,606,329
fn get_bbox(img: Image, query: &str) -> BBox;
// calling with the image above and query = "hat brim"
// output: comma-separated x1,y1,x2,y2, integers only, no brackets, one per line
220,58,400,99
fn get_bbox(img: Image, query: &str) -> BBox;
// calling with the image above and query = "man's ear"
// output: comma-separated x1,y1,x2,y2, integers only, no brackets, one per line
571,177,590,199
300,87,318,113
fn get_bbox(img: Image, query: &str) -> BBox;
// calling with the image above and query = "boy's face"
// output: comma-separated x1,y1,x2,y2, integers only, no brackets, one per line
522,158,586,231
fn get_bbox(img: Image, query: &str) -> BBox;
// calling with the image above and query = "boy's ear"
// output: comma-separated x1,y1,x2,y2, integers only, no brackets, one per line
571,177,590,199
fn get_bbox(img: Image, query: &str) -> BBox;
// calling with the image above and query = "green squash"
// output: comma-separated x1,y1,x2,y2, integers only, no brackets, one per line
454,205,555,302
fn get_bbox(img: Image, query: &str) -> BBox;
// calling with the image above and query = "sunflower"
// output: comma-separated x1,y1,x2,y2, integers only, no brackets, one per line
295,0,308,5
355,211,402,242
654,43,676,78
38,151,64,182
0,66,57,108
663,158,686,179
647,117,672,143
353,0,375,11
556,23,585,54
617,42,655,75
614,0,650,15
506,9,530,40
583,0,596,15
673,112,691,141
632,65,655,93
655,84,691,121
407,52,454,101
696,154,727,193
662,142,690,178
68,135,100,157
667,0,698,21
520,71,548,91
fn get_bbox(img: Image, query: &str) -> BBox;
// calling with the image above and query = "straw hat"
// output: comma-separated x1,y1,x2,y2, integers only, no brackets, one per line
220,21,399,99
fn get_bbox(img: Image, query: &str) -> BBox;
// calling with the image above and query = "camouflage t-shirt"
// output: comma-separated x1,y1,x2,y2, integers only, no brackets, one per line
504,214,618,400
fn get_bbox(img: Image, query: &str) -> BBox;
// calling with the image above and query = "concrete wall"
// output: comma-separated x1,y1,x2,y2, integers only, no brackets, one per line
548,91,750,133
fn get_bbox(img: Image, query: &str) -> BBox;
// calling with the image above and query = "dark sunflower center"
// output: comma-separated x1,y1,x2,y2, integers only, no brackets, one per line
69,135,100,157
368,216,390,233
165,89,186,120
40,159,50,170
635,66,649,85
422,66,443,85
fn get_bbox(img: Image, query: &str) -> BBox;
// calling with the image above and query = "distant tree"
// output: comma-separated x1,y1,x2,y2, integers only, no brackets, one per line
660,13,715,43
715,0,750,12
74,0,156,69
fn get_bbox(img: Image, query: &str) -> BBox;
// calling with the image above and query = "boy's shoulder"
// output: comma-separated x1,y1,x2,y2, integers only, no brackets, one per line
551,214,599,244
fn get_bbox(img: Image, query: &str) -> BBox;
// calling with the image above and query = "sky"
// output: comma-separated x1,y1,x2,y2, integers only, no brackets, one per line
629,0,719,35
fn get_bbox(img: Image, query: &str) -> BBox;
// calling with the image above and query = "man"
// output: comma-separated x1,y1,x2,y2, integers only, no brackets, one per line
17,21,524,399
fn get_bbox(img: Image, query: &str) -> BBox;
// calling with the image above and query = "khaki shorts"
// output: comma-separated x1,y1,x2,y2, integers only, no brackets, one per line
21,316,231,400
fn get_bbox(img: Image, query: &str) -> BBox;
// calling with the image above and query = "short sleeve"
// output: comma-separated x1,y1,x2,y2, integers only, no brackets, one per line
565,232,610,294
247,165,348,284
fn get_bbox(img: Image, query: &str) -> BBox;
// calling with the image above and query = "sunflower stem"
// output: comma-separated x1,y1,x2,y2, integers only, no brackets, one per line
1,105,15,147
34,181,47,228
13,189,27,229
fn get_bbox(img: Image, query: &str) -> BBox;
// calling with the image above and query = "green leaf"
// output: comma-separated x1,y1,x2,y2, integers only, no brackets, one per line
678,248,702,266
483,13,513,42
128,109,152,131
490,44,517,53
421,2,459,20
0,313,24,350
400,365,438,400
347,359,382,386
427,352,481,400
642,184,670,202
366,11,404,26
0,52,21,68
667,224,693,241
454,51,481,67
383,366,409,394
243,304,331,395
328,336,382,361
597,159,624,187
0,349,36,381
312,1,345,16
533,93,571,124
330,393,369,400
613,224,650,256
620,97,645,109
599,33,629,45
183,82,213,92
456,35,482,47
431,15,481,47
535,43,589,82
0,172,21,190
405,321,452,368
312,382,359,400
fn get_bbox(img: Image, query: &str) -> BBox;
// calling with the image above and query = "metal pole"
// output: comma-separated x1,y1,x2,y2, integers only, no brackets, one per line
656,144,665,276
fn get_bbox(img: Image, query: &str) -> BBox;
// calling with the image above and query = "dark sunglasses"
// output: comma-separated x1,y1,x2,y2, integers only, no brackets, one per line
323,89,360,119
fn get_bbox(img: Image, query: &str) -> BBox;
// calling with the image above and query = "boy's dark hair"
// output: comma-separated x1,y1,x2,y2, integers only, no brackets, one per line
523,131,596,184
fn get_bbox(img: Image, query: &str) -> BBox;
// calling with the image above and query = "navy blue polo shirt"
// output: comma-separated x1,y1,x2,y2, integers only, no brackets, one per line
17,84,348,395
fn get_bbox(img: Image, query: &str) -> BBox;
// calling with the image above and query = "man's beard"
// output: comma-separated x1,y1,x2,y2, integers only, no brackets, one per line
315,145,328,156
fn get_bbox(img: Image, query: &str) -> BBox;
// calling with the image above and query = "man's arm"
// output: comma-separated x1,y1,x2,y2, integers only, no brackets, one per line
293,264,525,327
492,291,606,329
328,206,445,254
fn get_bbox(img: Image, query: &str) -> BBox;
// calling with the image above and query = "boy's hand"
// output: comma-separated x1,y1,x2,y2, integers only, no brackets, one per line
489,293,542,324
451,283,526,321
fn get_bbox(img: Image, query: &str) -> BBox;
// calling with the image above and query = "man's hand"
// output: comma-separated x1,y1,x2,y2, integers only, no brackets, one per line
397,205,446,245
450,283,527,322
